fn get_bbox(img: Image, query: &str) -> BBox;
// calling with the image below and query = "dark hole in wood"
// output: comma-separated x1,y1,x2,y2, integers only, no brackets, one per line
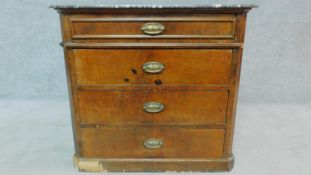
155,79,162,85
124,78,130,82
131,68,137,75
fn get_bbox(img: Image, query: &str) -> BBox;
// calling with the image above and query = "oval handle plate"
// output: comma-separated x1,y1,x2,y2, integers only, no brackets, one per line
143,102,164,113
141,22,165,35
142,62,165,74
144,138,164,149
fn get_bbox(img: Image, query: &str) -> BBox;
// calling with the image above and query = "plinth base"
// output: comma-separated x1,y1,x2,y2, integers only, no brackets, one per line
73,155,234,172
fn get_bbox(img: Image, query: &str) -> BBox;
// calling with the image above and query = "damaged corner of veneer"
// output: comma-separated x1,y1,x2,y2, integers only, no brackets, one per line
73,155,108,172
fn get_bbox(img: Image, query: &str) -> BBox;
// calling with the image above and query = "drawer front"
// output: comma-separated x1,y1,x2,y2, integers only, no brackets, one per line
74,49,232,85
78,89,228,125
71,15,236,40
81,127,225,158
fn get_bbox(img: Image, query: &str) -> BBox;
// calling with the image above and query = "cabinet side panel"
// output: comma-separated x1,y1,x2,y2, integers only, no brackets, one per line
60,13,82,156
223,12,247,157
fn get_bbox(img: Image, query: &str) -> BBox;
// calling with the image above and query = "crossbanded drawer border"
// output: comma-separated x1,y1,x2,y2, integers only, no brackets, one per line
70,16,236,40
62,42,243,48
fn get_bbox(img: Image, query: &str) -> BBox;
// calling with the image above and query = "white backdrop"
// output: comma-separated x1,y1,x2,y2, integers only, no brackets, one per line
0,1,310,175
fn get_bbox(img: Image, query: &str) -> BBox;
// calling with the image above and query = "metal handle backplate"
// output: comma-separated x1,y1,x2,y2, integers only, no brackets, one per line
141,22,165,35
143,102,164,113
144,138,164,149
142,62,165,74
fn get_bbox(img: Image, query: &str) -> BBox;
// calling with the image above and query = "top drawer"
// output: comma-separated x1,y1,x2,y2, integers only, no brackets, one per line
69,14,236,42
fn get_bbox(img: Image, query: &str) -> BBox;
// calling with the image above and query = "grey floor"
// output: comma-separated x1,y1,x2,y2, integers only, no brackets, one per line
0,100,310,175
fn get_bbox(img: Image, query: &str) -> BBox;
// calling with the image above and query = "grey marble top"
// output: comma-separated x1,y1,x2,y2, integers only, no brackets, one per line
50,0,258,9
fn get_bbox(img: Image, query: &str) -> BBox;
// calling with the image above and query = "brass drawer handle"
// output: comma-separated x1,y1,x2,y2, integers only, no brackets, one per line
143,102,164,113
142,62,165,74
141,22,165,35
144,138,164,149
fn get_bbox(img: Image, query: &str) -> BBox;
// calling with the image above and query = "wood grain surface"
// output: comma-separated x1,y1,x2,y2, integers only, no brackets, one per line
74,49,232,85
80,127,225,158
78,89,228,125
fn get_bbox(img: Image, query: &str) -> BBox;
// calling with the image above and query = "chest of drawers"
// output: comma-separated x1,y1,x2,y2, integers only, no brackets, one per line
52,4,256,172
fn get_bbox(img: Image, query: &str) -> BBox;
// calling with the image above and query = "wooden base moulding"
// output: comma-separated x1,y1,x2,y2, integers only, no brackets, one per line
73,155,234,172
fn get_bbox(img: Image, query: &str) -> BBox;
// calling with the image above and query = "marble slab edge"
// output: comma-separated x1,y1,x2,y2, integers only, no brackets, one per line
50,4,258,10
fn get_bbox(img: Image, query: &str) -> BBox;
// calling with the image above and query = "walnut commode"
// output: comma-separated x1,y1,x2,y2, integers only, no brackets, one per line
52,4,257,172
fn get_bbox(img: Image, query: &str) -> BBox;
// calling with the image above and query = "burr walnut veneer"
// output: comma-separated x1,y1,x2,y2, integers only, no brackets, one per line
52,4,256,172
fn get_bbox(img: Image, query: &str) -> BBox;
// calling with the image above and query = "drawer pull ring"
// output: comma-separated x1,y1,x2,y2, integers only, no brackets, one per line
144,138,164,149
141,22,165,35
142,62,165,74
143,102,164,113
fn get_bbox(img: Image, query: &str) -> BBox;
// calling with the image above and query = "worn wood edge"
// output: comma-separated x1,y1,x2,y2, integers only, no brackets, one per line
63,42,242,48
80,123,226,129
60,14,83,156
70,17,235,22
72,34,235,39
223,13,247,157
73,155,234,172
76,85,231,91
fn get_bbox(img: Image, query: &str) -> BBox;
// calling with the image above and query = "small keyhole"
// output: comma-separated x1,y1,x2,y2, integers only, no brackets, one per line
124,78,130,82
